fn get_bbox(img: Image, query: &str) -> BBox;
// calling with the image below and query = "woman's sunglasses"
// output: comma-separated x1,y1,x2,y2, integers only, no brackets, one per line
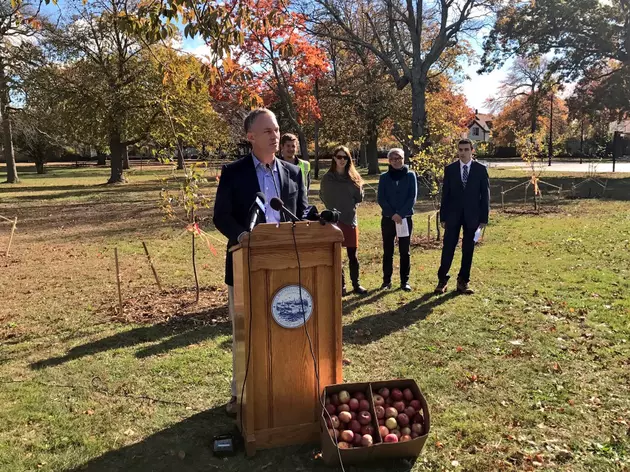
334,154,349,160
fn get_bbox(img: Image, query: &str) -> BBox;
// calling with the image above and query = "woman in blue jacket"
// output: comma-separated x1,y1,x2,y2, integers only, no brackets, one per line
377,148,418,291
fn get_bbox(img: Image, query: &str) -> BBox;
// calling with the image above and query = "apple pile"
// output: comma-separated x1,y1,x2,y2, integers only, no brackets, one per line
324,390,377,449
372,387,424,444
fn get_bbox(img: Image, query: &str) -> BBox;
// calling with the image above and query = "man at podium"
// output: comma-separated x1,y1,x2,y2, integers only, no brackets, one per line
213,108,308,416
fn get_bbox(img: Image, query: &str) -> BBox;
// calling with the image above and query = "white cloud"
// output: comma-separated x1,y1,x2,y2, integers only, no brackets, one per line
460,61,510,114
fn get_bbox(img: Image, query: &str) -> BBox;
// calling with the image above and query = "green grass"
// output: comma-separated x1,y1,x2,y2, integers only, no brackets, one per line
1,162,630,471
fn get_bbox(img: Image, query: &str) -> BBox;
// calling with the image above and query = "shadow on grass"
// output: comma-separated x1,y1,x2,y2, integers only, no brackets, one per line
344,291,458,345
30,308,231,370
65,406,418,472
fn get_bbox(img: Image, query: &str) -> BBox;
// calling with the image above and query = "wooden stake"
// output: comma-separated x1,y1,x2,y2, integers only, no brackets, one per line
501,187,505,208
427,214,431,239
142,241,163,292
5,217,17,256
114,248,124,316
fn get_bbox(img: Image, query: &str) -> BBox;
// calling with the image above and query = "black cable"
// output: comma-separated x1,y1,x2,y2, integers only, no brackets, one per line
291,222,346,472
239,229,255,440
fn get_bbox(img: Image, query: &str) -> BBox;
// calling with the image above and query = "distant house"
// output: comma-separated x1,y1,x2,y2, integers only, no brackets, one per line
467,110,493,143
609,120,630,134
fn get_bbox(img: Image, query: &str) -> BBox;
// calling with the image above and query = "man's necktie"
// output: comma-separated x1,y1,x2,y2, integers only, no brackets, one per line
462,164,469,188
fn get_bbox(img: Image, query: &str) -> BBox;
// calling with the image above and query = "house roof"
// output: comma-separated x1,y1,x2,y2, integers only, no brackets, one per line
468,113,493,133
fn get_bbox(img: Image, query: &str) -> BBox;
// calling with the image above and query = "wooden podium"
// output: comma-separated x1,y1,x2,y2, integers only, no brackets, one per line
230,221,344,455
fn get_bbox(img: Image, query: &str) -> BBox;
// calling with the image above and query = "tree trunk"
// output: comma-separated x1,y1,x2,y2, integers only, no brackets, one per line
97,151,107,166
122,145,130,170
314,118,320,179
410,71,427,155
367,125,379,175
176,137,185,170
0,63,18,184
359,142,367,168
297,129,309,164
35,160,45,174
108,130,126,184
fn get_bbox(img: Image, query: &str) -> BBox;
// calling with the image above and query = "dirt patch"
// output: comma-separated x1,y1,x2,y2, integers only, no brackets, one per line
102,286,229,326
410,235,443,250
499,205,565,215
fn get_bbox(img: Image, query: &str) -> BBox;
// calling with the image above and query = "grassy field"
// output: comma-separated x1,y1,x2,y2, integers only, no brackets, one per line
1,162,630,472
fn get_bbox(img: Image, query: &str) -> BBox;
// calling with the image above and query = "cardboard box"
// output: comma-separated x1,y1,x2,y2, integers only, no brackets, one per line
320,379,430,466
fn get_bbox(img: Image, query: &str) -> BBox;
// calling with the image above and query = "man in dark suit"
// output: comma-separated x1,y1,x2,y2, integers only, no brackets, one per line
213,108,308,415
435,139,490,295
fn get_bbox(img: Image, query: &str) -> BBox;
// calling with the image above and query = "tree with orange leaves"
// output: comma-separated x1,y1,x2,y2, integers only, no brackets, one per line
211,0,329,162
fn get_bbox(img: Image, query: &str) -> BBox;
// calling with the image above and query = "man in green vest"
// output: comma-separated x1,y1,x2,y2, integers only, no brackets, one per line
280,133,311,191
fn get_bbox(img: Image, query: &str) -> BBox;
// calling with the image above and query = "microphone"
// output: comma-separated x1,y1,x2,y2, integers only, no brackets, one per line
270,197,300,223
248,192,267,232
319,209,340,225
302,205,320,221
265,163,284,222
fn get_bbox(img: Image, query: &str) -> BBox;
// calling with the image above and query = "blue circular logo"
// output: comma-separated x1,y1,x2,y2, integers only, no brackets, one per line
271,285,314,329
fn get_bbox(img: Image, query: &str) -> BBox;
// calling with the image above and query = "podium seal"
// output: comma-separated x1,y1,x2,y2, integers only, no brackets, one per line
271,284,314,329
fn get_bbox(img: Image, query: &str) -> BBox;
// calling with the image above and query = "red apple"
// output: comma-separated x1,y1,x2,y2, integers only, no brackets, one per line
378,425,389,438
373,394,385,407
328,428,340,440
360,425,374,436
404,406,416,418
349,411,357,421
337,404,350,414
353,392,366,401
384,433,399,443
325,396,331,405
340,430,354,443
411,423,423,435
337,441,350,449
401,427,411,436
361,434,373,447
348,398,359,411
330,394,340,406
402,388,414,402
358,410,372,425
358,399,370,412
375,405,385,419
410,400,421,411
338,411,352,424
391,388,404,401
325,404,337,416
338,390,351,404
413,413,423,424
385,407,398,419
352,433,363,446
378,387,390,399
397,413,410,427
391,429,402,439
378,419,385,426
385,397,394,406
410,432,419,439
349,419,362,433
385,417,398,430
326,415,341,429
400,434,412,442
393,401,405,413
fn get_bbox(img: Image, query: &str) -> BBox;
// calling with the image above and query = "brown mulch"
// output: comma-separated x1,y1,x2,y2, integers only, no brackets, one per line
499,205,565,215
103,286,229,326
410,235,443,250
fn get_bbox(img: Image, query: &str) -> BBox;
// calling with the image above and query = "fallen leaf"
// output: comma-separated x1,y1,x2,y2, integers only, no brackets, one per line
435,441,444,449
342,359,351,366
178,450,186,459
84,409,94,415
451,460,460,467
456,346,463,353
